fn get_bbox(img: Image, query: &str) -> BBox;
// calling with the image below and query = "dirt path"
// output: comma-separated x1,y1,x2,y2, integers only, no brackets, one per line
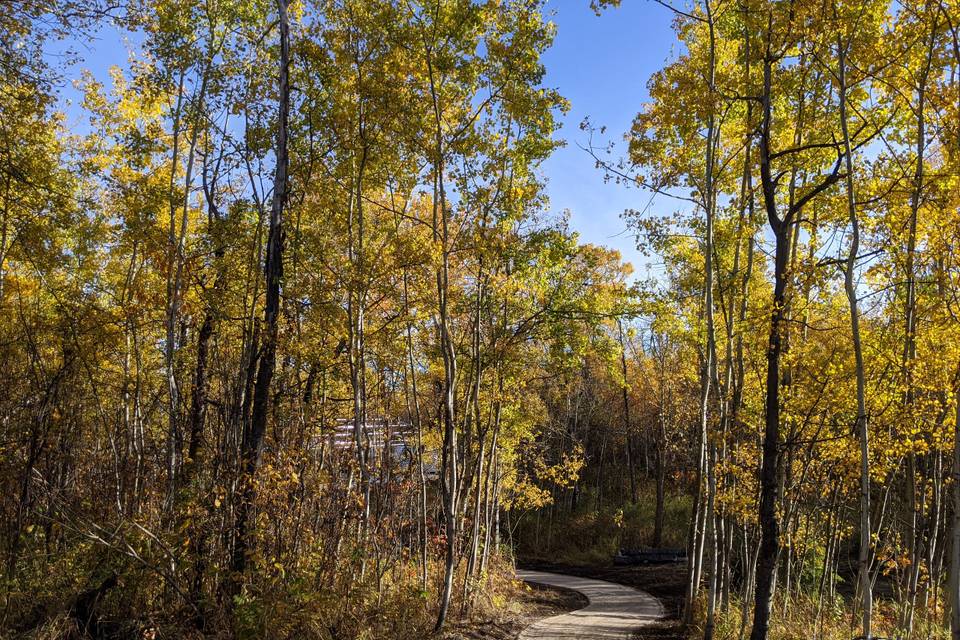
516,570,664,639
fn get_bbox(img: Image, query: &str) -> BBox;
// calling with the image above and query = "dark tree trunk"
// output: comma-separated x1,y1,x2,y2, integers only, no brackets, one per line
750,48,843,640
619,319,637,504
750,57,788,640
229,0,290,590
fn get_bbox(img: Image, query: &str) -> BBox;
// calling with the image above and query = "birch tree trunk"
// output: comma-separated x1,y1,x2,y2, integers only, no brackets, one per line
837,38,872,639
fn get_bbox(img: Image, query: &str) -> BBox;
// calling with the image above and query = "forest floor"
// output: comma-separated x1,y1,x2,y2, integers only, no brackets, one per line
438,581,587,640
517,561,688,640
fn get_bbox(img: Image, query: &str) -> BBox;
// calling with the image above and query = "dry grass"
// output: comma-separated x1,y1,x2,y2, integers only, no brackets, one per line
690,592,951,640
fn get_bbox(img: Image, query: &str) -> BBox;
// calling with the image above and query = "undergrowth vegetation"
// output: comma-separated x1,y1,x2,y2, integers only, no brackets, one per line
514,489,691,566
690,592,951,640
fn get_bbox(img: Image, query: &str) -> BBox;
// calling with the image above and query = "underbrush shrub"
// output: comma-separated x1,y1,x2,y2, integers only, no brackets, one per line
513,487,691,565
689,591,950,640
6,536,525,639
618,492,690,550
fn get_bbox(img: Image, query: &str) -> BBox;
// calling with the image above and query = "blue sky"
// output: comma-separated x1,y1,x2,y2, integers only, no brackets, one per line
56,2,678,279
540,0,676,279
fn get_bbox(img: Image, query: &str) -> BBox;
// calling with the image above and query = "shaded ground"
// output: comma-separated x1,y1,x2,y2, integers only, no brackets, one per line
439,582,588,640
518,562,687,640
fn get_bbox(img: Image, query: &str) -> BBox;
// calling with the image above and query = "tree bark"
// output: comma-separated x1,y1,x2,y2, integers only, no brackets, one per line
951,364,960,640
837,38,873,639
229,0,289,588
750,54,787,640
430,39,459,626
901,17,937,634
618,319,637,504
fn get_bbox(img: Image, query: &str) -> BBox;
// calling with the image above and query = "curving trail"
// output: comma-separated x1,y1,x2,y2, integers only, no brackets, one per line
516,570,664,639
